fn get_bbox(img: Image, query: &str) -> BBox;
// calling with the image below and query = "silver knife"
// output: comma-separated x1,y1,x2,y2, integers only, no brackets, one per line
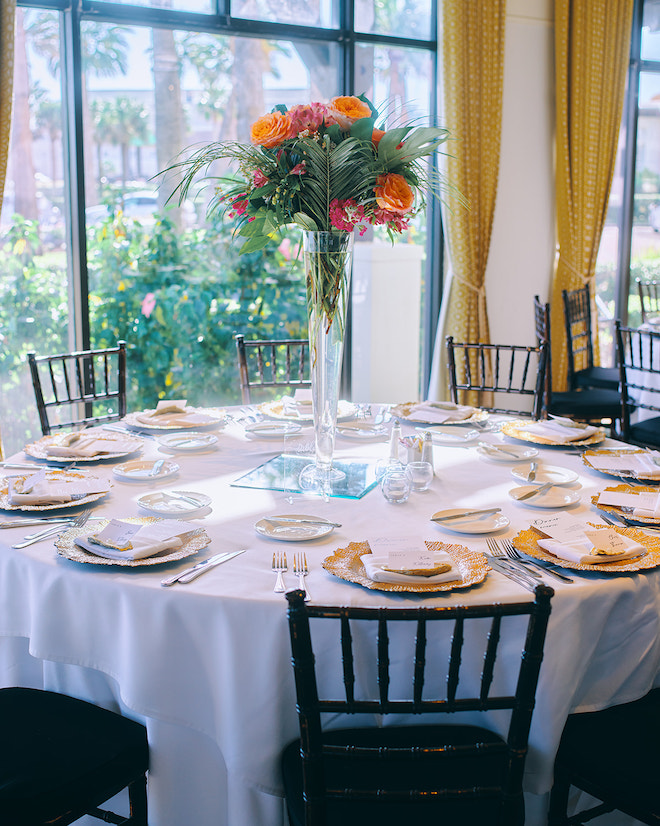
263,516,342,528
514,482,554,501
487,557,537,592
431,508,501,522
161,548,246,586
477,442,521,459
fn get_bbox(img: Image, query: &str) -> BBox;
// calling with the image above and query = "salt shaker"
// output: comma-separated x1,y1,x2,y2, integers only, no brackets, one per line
388,420,403,466
421,430,434,473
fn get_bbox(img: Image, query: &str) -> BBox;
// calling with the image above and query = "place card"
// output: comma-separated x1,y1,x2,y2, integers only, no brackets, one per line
93,518,193,547
584,528,630,555
369,535,435,570
531,512,589,542
587,454,655,472
598,491,659,510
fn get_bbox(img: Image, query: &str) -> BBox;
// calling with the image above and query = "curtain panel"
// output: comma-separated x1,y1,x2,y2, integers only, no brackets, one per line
551,0,634,390
0,0,15,219
431,0,506,405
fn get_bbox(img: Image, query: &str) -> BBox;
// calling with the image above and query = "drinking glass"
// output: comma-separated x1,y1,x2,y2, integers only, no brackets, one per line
380,467,411,503
405,461,434,492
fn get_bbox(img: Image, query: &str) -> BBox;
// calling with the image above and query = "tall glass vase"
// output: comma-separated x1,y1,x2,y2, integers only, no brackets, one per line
299,230,354,489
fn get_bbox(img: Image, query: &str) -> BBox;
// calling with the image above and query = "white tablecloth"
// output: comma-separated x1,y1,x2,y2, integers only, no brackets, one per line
0,412,658,826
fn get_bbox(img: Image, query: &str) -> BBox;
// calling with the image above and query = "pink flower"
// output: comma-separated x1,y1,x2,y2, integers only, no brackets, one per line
329,199,369,235
288,102,327,136
253,169,269,187
228,196,248,218
141,293,156,319
289,162,307,176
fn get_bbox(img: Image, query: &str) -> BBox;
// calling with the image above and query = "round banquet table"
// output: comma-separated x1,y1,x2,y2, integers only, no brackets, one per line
0,410,658,826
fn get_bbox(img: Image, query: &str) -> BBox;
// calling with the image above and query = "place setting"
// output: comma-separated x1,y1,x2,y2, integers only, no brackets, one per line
0,467,112,512
255,513,340,541
137,490,212,518
321,534,489,593
23,427,145,463
475,441,539,462
581,448,660,482
511,511,660,574
112,458,180,482
55,516,212,567
258,389,357,423
430,506,510,535
591,484,660,527
389,400,489,427
122,399,226,432
156,432,219,452
500,416,606,447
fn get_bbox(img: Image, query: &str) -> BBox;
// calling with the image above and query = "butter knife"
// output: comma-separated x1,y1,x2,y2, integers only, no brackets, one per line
526,461,537,483
161,548,246,586
431,508,501,522
513,482,554,501
477,442,521,459
263,516,342,527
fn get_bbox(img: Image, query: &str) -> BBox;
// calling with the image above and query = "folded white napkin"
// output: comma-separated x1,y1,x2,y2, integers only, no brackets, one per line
523,420,598,443
75,534,183,560
46,436,138,458
136,410,216,426
360,552,458,584
405,402,475,424
631,453,660,479
7,476,107,506
537,535,645,565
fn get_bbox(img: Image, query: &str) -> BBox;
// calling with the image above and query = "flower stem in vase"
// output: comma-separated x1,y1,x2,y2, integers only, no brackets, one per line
299,230,354,490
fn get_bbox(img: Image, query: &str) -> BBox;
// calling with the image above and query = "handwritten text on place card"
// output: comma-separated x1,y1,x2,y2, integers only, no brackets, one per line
531,512,588,542
584,529,630,554
598,491,659,509
369,536,435,569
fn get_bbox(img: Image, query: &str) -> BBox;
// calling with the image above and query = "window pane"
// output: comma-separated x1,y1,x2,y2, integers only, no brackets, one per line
90,0,212,11
82,23,340,409
642,0,660,61
1,8,70,454
355,0,433,40
232,0,338,29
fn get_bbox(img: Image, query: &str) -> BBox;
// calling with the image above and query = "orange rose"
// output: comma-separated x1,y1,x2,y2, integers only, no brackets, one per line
375,173,415,214
326,95,372,130
250,111,293,148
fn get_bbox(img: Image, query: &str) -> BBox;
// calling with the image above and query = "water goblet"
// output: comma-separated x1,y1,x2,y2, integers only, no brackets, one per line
380,466,411,504
405,461,434,492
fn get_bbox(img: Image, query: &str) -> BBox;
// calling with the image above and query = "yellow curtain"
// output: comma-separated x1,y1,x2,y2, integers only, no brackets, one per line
0,0,15,220
551,0,633,390
439,0,506,404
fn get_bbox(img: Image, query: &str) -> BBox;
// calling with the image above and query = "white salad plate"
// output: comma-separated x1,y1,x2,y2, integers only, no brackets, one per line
112,459,179,481
137,490,211,516
255,514,336,541
244,421,303,438
430,508,510,534
508,486,581,508
418,427,480,446
510,463,579,486
336,424,387,440
157,432,219,452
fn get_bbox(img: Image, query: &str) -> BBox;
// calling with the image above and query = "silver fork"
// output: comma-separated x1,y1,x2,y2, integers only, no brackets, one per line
12,508,92,549
272,551,287,593
293,553,310,601
485,538,538,591
500,538,574,583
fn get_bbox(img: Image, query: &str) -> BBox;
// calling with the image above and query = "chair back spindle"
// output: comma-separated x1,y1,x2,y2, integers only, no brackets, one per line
235,334,310,404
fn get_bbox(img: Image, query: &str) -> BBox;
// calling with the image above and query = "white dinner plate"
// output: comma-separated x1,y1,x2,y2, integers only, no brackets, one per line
336,424,387,440
255,513,336,541
137,490,211,516
258,399,357,423
244,421,303,438
157,432,218,452
477,443,539,463
508,485,581,508
112,459,179,481
510,463,579,486
430,508,510,534
417,427,480,446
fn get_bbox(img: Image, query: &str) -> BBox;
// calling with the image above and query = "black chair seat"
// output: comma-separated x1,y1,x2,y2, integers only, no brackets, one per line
0,687,148,826
282,724,521,826
628,416,660,449
547,387,621,422
549,688,660,825
573,365,619,391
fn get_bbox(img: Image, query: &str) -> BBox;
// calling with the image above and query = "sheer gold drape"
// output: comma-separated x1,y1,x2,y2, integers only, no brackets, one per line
438,0,506,404
551,0,633,390
0,0,15,221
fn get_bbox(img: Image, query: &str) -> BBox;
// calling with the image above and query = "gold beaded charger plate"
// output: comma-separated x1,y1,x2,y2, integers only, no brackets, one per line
389,401,488,426
258,399,357,423
591,483,660,525
322,540,488,593
512,525,660,573
582,448,660,482
122,407,226,432
500,420,606,447
24,431,144,463
55,517,211,567
0,470,111,512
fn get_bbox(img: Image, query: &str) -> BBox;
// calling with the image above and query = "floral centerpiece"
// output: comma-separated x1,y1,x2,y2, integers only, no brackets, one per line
168,94,450,486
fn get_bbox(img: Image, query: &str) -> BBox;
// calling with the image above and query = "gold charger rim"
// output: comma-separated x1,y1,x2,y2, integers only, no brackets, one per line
322,540,488,592
258,399,357,423
122,407,226,431
389,401,488,426
500,420,606,447
55,517,211,566
512,524,660,573
582,448,660,481
0,470,112,512
24,432,144,462
591,483,660,525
